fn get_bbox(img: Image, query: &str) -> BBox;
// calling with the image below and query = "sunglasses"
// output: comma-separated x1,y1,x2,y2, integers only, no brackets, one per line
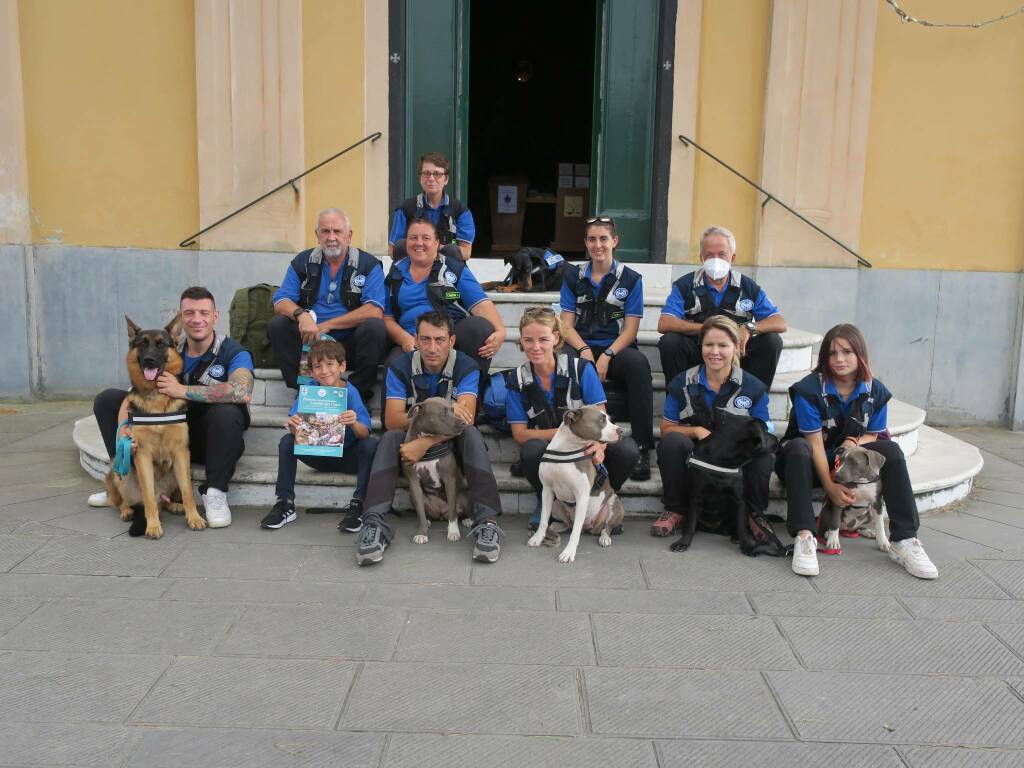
585,216,615,225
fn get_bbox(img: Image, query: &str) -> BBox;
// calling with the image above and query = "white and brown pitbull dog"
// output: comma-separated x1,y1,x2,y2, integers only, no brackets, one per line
818,445,889,554
528,406,626,563
402,398,472,545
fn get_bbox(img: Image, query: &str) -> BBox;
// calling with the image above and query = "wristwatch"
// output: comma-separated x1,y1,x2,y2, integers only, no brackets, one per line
603,347,616,358
744,321,758,336
292,307,306,320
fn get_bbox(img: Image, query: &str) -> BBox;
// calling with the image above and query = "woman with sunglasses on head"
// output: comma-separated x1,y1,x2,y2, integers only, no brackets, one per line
389,151,475,262
558,216,656,482
506,307,639,506
777,324,938,580
383,217,505,379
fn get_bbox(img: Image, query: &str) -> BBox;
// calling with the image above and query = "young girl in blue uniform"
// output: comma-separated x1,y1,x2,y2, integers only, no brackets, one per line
654,316,777,547
777,324,937,579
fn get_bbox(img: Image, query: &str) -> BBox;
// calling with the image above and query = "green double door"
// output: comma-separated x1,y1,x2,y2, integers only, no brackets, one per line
403,0,660,262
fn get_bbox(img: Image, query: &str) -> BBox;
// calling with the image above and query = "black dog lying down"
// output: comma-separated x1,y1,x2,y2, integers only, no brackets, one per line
480,247,568,293
671,412,785,557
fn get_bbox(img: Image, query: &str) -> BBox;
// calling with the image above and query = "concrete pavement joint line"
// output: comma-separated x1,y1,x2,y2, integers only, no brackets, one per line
891,595,919,620
209,602,247,654
759,669,802,742
964,558,1018,599
123,654,177,724
892,745,914,768
964,504,1024,528
638,557,653,589
390,610,412,662
982,622,1024,666
743,591,758,615
374,732,391,768
575,667,592,736
587,613,601,667
651,739,664,768
770,616,809,670
4,536,49,573
332,660,364,731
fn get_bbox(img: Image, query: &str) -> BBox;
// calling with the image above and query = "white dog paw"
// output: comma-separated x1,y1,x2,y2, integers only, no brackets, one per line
527,532,546,548
877,537,892,553
461,517,473,528
558,548,577,563
413,534,429,544
825,530,841,551
447,522,461,542
598,532,611,547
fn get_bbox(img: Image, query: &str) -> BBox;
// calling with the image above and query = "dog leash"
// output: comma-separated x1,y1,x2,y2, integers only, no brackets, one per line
112,419,132,478
128,412,188,425
686,456,743,476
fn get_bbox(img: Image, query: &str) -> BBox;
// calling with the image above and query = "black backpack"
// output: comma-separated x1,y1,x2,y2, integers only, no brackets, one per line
229,283,278,369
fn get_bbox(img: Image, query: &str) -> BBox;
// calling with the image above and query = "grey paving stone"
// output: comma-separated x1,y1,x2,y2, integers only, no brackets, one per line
0,572,171,600
593,613,797,670
975,477,1024,494
0,650,170,723
470,545,645,589
778,616,1024,675
924,513,1024,552
195,513,355,546
297,541,472,584
750,592,910,619
0,534,49,572
557,587,752,615
0,597,237,654
641,549,815,593
902,596,1024,623
163,577,367,605
909,526,1005,563
382,733,657,768
395,610,594,665
0,476,96,506
41,508,144,538
767,671,1024,746
363,583,555,611
657,740,902,767
340,662,579,735
986,623,1024,658
124,726,383,768
975,489,1024,511
131,656,355,729
970,558,1024,597
0,510,27,534
900,746,1024,768
216,604,405,660
961,501,1024,531
161,541,310,580
811,559,1008,598
12,535,185,576
0,721,137,767
585,667,789,739
0,490,97,522
0,596,41,636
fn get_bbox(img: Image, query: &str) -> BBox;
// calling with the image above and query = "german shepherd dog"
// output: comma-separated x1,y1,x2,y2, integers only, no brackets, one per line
104,315,206,539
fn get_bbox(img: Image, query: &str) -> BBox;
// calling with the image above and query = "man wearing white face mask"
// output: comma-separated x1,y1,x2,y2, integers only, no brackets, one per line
657,226,788,388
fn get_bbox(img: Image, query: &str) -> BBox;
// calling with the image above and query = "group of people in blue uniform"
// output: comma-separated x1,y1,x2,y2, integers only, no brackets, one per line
89,150,938,580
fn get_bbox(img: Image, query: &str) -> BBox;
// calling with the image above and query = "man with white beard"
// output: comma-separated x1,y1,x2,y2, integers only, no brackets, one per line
268,209,388,405
657,225,789,390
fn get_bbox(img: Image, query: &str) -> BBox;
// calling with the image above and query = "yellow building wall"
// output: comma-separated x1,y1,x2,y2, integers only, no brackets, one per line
302,0,366,249
690,0,771,266
19,0,198,249
861,0,1024,272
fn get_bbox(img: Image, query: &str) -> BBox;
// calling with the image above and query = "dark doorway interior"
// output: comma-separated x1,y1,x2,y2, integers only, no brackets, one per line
467,0,596,258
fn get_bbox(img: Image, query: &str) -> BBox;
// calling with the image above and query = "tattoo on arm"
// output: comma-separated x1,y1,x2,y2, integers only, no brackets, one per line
185,369,254,404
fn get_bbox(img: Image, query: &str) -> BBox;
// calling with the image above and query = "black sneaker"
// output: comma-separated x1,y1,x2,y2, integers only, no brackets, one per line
261,498,296,530
337,498,363,533
356,523,387,566
630,450,652,482
471,520,503,563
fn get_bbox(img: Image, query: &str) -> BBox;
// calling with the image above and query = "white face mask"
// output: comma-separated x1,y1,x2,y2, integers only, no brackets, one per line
702,257,731,280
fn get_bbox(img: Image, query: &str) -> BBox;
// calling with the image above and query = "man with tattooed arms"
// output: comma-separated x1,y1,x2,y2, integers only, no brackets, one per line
89,286,254,528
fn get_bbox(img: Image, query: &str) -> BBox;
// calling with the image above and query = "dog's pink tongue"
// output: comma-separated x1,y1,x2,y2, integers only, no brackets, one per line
143,368,159,381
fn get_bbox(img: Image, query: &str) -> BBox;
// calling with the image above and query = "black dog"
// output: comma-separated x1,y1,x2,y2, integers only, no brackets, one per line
481,247,568,293
670,412,782,556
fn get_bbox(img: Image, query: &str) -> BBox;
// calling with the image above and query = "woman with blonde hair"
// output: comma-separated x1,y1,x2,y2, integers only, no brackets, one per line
654,316,777,549
505,306,639,506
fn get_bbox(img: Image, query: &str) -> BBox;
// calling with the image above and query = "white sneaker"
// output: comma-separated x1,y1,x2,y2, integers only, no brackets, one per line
889,537,938,579
202,488,232,528
87,491,109,507
792,534,819,576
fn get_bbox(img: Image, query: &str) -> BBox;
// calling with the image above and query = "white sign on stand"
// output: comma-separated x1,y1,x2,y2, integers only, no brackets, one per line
497,185,518,214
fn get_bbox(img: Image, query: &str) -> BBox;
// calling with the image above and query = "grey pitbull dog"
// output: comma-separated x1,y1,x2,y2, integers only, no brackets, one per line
528,406,626,563
818,444,889,554
402,397,472,545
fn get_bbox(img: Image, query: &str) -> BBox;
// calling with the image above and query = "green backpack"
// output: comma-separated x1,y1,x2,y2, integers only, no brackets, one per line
229,283,279,369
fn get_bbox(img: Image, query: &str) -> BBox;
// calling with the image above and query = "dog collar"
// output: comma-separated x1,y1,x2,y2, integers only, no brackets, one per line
420,441,453,461
686,456,742,476
540,447,590,463
129,412,188,425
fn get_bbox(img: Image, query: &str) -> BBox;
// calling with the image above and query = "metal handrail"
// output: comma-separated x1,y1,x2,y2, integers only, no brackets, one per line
179,132,382,248
678,134,872,268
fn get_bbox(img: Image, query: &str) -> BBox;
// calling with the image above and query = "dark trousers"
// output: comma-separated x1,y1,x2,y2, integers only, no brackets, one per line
93,388,246,494
274,432,379,502
588,345,655,449
393,239,463,262
775,437,920,541
657,431,772,514
518,436,639,496
659,330,784,390
361,427,502,544
266,314,388,403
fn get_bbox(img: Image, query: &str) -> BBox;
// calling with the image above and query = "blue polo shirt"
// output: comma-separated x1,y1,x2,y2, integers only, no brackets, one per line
793,379,888,435
506,363,607,424
389,193,476,245
183,350,253,377
288,381,372,447
384,366,480,402
272,251,386,338
663,366,770,425
661,271,780,320
559,260,645,348
384,259,489,335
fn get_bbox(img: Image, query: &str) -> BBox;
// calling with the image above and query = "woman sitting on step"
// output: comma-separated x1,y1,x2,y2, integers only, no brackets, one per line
506,307,639,513
776,323,938,580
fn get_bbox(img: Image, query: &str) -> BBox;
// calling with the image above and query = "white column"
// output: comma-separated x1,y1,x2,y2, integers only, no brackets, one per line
194,0,304,251
755,0,877,267
0,0,30,245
